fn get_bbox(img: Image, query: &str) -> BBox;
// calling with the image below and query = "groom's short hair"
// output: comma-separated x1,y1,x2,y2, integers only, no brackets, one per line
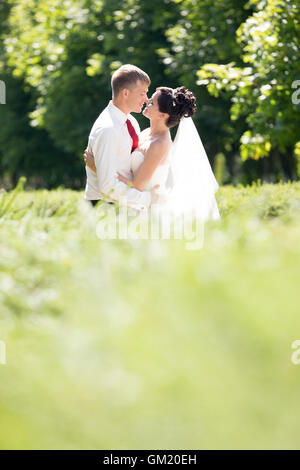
111,64,150,98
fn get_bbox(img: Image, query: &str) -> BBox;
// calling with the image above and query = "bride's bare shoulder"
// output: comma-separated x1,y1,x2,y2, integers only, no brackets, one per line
156,134,172,152
143,135,172,165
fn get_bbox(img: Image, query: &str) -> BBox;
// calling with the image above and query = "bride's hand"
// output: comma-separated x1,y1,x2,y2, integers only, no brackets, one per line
83,148,97,173
117,172,134,187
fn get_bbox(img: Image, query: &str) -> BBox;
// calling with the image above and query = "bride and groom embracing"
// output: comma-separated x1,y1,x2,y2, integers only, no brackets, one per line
83,64,220,221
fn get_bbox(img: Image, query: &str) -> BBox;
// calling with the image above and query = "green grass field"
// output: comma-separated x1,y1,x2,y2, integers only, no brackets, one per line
1,180,300,449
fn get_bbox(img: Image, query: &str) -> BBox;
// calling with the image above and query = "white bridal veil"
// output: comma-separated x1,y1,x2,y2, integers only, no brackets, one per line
165,117,221,221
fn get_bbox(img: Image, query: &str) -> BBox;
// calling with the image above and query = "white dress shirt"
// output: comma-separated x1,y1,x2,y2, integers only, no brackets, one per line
84,101,151,211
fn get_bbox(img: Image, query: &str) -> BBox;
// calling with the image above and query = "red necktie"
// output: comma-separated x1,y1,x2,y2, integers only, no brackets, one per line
126,119,139,153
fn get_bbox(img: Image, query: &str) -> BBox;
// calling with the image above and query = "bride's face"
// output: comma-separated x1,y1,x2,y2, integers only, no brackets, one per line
143,90,167,122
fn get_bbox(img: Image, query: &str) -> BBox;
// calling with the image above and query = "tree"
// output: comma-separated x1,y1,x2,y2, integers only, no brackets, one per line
160,0,253,183
1,0,180,187
197,0,300,181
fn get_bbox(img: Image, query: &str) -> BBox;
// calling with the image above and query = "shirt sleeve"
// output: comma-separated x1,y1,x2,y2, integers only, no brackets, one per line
91,127,151,210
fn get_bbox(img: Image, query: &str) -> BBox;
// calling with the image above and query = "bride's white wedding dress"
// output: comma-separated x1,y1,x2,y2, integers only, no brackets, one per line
131,150,171,193
130,117,221,222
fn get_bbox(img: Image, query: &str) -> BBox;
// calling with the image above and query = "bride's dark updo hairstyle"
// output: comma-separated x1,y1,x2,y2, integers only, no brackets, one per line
156,86,197,128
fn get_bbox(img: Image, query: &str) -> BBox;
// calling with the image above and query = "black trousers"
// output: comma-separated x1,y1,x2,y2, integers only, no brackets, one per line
89,200,114,207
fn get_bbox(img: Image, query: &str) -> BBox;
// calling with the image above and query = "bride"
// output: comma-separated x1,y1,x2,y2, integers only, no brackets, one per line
84,86,220,221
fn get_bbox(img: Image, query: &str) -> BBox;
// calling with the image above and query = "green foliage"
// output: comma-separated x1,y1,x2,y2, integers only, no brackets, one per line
1,182,300,448
0,0,299,187
197,0,300,172
0,0,180,186
159,0,252,180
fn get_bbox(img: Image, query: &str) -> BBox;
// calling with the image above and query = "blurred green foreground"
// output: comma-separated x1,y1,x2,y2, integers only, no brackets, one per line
0,181,300,449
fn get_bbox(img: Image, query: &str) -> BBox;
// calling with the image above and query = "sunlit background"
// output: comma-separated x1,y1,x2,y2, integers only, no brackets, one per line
1,0,300,450
0,0,299,188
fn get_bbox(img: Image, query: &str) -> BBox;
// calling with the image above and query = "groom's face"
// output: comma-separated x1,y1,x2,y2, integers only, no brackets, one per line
126,80,149,113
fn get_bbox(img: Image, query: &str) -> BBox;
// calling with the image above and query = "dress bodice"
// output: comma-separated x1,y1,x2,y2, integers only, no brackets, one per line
130,150,171,191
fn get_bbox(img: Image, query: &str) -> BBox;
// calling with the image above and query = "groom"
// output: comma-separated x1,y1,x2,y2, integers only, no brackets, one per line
84,64,159,210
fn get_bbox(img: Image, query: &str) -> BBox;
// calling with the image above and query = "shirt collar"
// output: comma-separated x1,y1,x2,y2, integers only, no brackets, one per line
108,100,129,125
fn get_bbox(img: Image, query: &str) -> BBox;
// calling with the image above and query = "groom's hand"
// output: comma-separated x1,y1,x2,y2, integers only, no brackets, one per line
83,148,97,173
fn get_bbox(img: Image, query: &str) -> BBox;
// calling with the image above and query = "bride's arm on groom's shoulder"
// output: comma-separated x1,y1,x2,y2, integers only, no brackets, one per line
119,140,168,191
